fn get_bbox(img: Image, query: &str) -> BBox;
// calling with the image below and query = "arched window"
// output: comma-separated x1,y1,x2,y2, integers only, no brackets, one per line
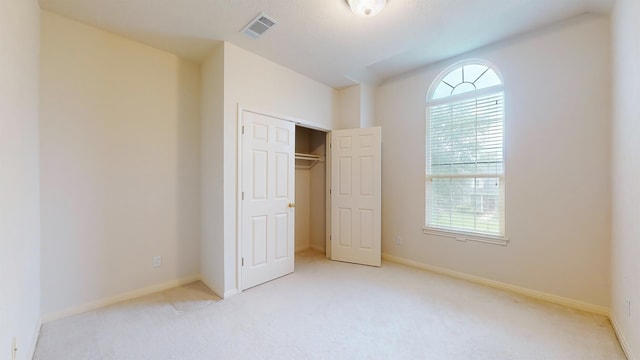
425,60,505,240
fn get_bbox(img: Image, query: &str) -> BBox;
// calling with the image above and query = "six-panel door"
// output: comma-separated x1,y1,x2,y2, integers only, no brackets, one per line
331,127,382,267
241,111,295,290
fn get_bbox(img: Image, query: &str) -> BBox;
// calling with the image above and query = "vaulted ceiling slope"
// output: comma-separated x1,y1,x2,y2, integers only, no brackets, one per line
38,0,614,88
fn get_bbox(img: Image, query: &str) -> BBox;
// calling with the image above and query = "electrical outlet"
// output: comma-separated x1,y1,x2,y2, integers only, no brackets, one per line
11,337,17,360
153,255,162,268
395,235,403,245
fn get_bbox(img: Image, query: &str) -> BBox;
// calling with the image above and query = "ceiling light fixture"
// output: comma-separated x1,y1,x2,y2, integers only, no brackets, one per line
347,0,387,17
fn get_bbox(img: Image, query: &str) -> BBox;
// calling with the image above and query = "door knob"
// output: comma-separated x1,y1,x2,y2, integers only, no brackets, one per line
288,202,296,208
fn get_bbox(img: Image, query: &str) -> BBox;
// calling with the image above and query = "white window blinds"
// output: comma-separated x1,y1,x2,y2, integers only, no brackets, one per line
426,91,505,236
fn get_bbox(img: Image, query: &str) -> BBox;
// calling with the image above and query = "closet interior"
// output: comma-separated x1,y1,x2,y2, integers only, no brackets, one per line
294,126,327,254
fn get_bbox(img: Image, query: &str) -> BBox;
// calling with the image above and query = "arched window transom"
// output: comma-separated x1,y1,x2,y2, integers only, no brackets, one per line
431,64,502,100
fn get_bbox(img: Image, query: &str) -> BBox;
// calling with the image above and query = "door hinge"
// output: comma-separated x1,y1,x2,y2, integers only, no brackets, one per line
242,258,244,266
242,125,245,135
242,192,244,200
329,188,332,195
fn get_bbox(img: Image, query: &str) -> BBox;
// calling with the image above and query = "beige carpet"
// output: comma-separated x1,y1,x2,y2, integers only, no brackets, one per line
34,250,626,359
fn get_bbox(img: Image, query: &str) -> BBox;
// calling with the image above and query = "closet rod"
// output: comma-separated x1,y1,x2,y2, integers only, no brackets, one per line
294,153,321,161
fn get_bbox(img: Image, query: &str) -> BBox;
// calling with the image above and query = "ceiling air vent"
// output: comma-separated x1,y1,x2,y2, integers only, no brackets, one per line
241,13,278,39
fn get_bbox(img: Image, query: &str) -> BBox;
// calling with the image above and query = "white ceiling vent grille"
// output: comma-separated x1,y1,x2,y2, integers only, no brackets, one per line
241,13,278,39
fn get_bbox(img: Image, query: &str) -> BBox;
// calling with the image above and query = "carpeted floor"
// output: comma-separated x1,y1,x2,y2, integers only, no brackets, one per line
34,250,626,359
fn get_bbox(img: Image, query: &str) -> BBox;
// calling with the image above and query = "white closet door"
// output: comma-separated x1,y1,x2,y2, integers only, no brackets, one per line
331,127,381,266
241,111,295,290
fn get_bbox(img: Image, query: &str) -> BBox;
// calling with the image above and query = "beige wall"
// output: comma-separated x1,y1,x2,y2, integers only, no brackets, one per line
200,44,225,297
40,11,202,316
334,83,377,130
295,127,312,252
360,83,376,128
0,1,41,359
611,0,640,358
294,127,327,253
295,168,312,252
309,131,327,252
334,85,362,130
210,42,334,295
376,14,611,308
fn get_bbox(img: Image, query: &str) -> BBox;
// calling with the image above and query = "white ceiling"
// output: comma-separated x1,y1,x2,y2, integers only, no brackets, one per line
38,0,614,88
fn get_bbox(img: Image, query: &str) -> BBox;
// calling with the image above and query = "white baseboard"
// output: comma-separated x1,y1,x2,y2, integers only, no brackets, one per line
42,274,201,323
223,289,239,299
309,244,325,253
382,253,610,316
198,278,223,299
197,279,238,300
611,317,637,360
295,244,326,254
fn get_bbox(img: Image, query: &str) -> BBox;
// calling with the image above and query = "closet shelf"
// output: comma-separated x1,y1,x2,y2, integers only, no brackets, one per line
295,153,324,169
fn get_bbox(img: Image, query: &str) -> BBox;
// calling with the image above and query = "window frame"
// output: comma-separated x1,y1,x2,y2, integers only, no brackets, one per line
423,59,508,246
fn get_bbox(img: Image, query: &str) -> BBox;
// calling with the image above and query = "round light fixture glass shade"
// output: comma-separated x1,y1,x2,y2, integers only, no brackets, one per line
347,0,387,17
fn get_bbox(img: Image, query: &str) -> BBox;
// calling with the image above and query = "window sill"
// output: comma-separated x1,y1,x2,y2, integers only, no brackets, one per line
422,227,509,246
